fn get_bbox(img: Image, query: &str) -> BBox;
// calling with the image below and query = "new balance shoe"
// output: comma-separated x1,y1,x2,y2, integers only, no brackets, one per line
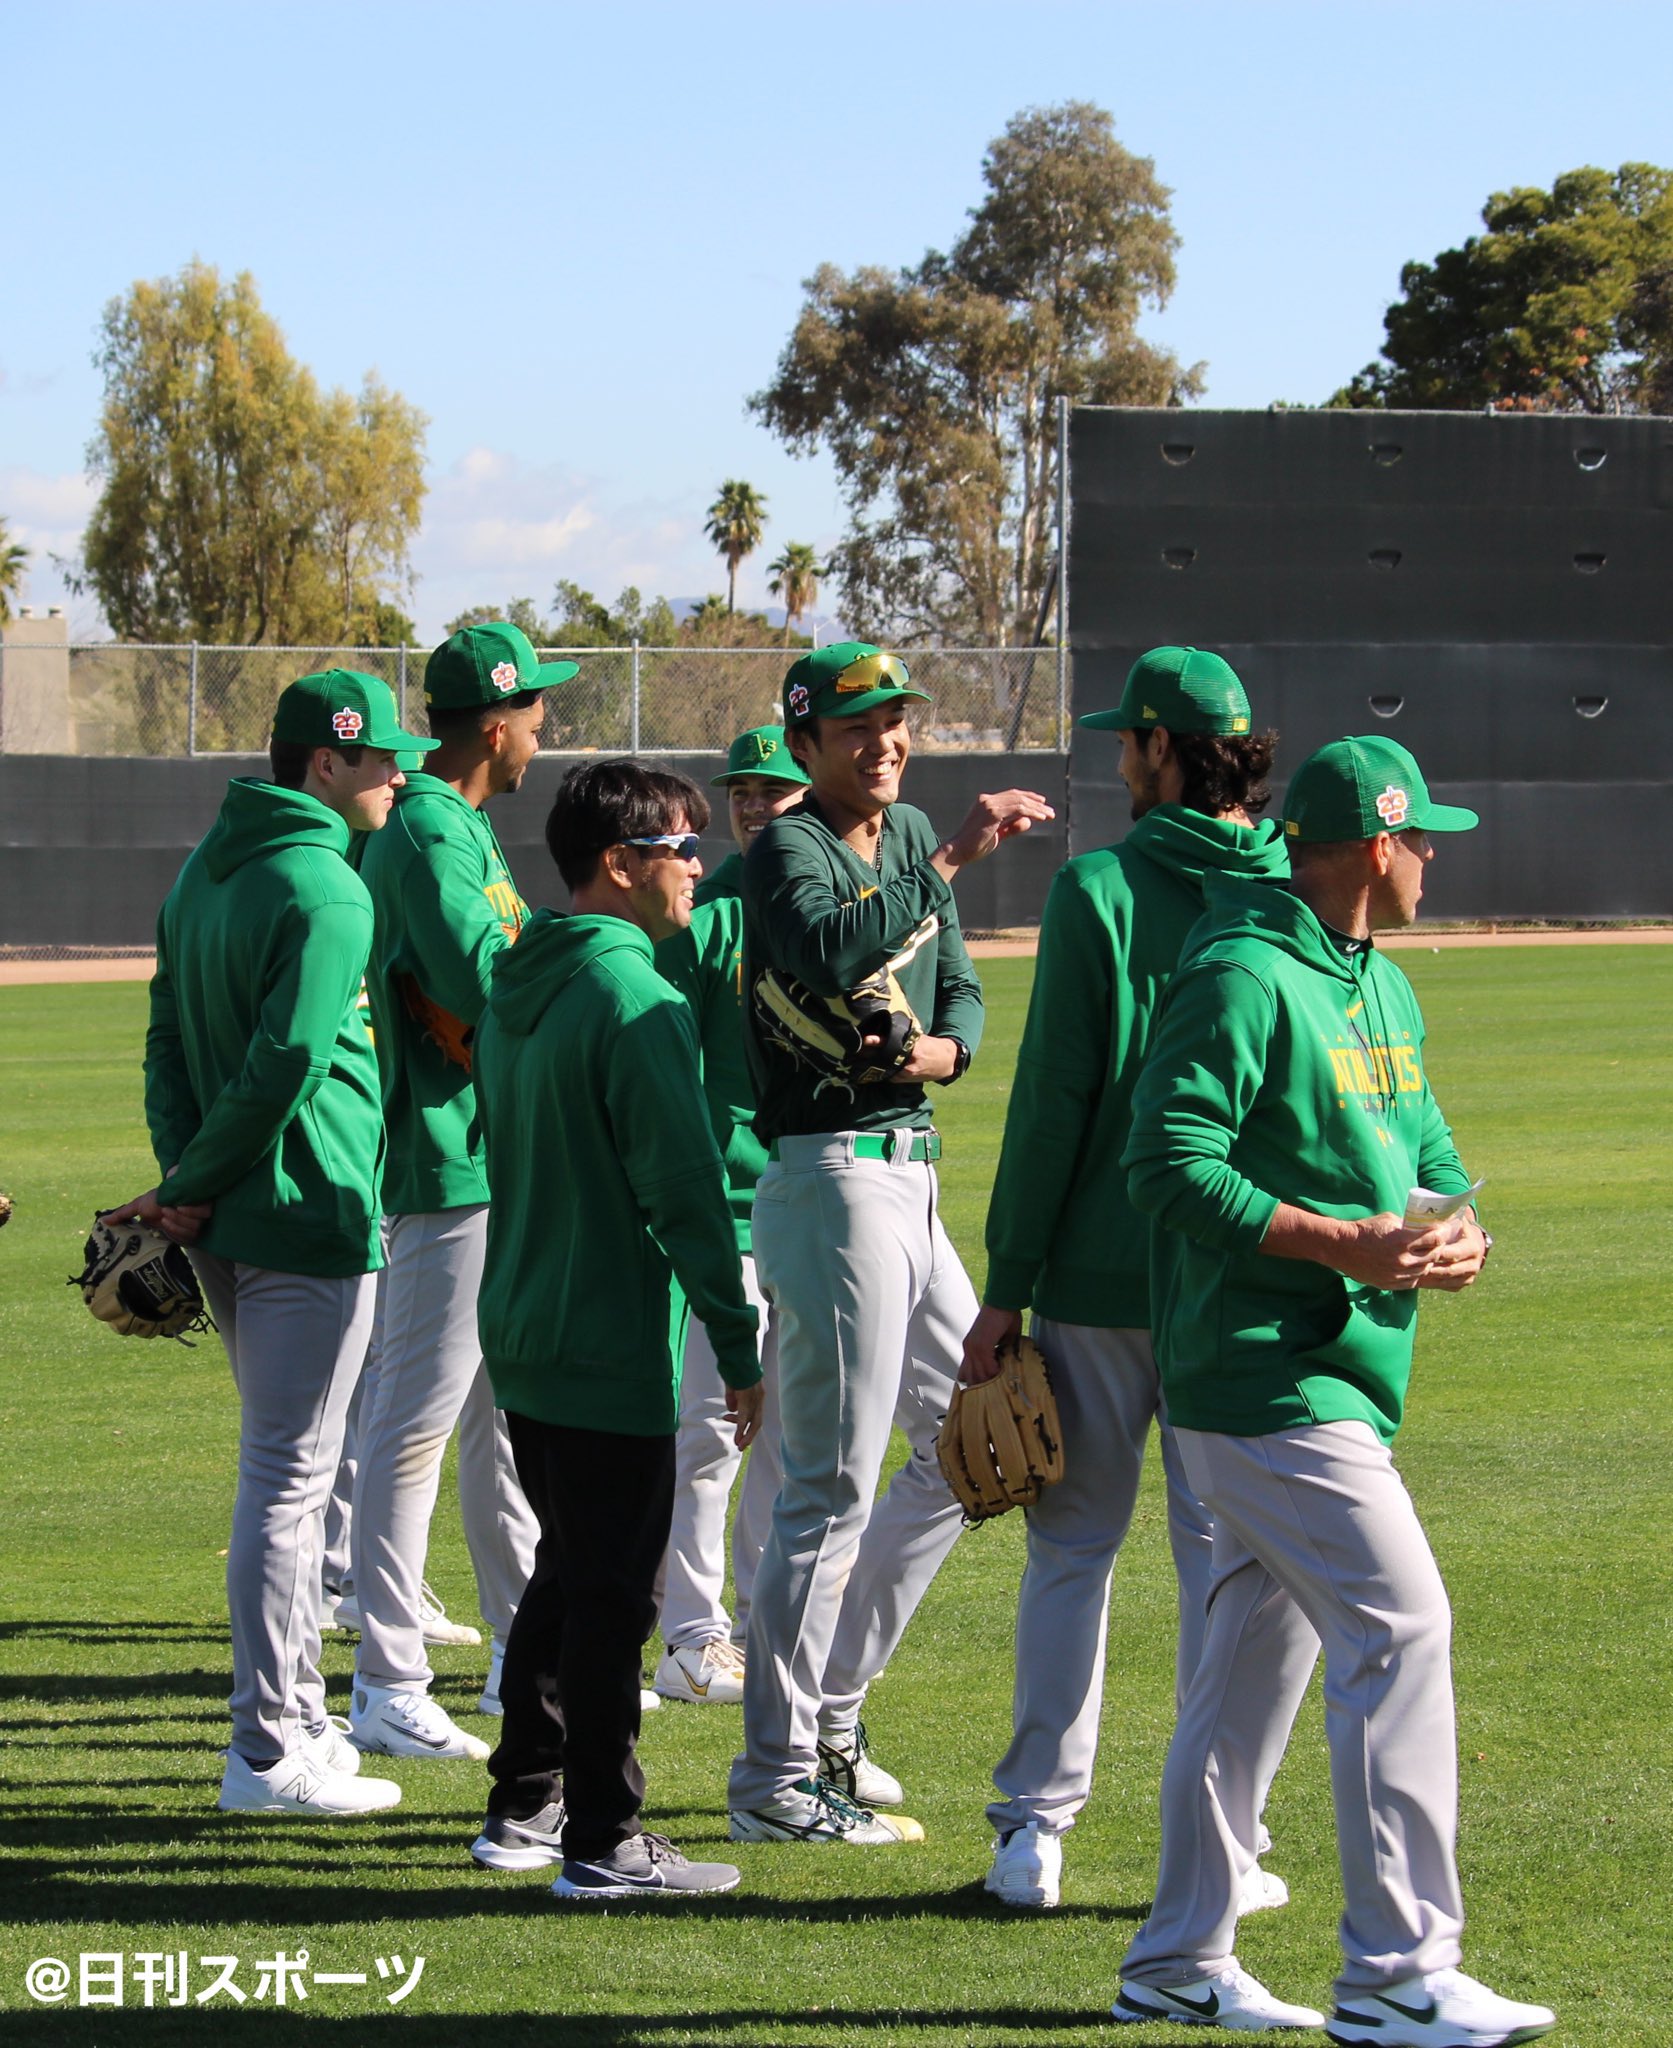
302,1715,361,1776
552,1831,740,1899
471,1800,566,1871
349,1682,491,1761
217,1747,401,1817
1113,1967,1325,2031
985,1821,1062,1908
418,1579,483,1648
729,1776,925,1845
815,1720,903,1806
477,1643,504,1718
655,1638,745,1705
1328,1969,1556,2047
1236,1861,1290,1916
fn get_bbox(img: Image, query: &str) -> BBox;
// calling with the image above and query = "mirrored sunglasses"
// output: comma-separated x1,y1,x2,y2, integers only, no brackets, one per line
831,650,912,697
620,832,702,861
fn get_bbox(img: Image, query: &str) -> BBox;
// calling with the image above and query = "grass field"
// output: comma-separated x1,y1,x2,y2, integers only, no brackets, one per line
1,949,1669,2043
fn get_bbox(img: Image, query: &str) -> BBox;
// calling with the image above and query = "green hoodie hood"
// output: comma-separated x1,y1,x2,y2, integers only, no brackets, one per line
490,909,652,1036
201,777,351,882
1124,872,1473,1444
982,809,1290,1328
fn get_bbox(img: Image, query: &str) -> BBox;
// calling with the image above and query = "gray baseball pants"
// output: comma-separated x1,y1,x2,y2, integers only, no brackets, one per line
658,1253,783,1650
190,1250,376,1765
986,1321,1217,1838
729,1135,975,1809
351,1206,538,1687
1122,1419,1464,1999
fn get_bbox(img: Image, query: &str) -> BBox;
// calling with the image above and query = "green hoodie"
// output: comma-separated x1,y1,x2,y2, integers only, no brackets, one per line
984,808,1290,1327
1124,875,1472,1444
143,778,384,1278
354,773,528,1214
656,851,761,1253
742,798,985,1139
474,910,760,1436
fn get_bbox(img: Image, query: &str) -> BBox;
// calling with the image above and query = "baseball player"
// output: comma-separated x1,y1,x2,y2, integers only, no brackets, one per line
468,760,763,1897
726,643,1054,1846
651,725,809,1705
344,623,566,1764
1111,736,1555,2044
109,670,437,1816
965,647,1314,1913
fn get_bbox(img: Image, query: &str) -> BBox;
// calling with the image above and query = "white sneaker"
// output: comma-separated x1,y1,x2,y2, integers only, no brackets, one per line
985,1821,1062,1908
1236,1861,1290,1915
417,1579,482,1647
1114,1966,1325,2030
349,1682,491,1761
815,1721,903,1806
302,1715,361,1776
729,1777,925,1845
640,1687,662,1714
477,1642,504,1717
655,1638,745,1704
218,1748,401,1817
1329,1969,1556,2047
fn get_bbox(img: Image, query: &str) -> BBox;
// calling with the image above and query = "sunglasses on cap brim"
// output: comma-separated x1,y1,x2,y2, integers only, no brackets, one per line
831,651,912,696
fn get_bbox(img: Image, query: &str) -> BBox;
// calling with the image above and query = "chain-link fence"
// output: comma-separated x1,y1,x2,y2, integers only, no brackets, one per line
0,641,1071,755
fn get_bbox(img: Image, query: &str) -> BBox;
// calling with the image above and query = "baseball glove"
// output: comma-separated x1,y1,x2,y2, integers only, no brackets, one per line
0,1189,13,1227
398,973,475,1072
68,1213,214,1343
752,915,938,1096
937,1334,1064,1524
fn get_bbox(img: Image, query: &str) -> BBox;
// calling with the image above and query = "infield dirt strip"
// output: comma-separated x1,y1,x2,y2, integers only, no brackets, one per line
1,928,1669,984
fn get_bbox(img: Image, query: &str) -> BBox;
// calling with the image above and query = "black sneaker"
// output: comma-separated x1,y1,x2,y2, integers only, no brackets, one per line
552,1830,741,1899
471,1800,566,1870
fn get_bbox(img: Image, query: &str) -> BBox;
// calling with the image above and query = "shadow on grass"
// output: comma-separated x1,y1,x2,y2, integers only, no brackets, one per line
0,1621,229,1642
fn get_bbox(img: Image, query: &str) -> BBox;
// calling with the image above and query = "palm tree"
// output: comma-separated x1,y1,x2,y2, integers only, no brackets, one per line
704,480,768,615
0,517,28,625
766,541,827,645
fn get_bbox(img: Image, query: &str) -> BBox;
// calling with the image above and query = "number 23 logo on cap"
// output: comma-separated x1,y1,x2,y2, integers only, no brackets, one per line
490,662,519,693
1375,784,1411,828
333,708,364,740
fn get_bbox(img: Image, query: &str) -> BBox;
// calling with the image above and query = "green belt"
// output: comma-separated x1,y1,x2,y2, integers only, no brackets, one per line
769,1130,942,1164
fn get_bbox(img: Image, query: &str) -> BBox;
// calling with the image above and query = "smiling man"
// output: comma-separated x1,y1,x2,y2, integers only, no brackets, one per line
469,759,762,1900
1112,736,1553,2044
110,669,438,1817
726,642,1053,1847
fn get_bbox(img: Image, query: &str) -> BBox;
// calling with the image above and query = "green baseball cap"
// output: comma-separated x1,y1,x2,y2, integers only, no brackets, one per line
424,621,578,710
1079,646,1252,736
782,641,931,727
711,723,811,788
1283,736,1480,842
271,669,439,756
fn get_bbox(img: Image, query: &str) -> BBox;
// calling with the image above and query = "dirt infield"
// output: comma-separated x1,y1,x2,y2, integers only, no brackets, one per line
5,927,1669,984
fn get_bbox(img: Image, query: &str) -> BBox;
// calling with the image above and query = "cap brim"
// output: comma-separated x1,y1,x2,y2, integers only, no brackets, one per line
1419,801,1479,833
801,684,932,722
1077,710,1132,730
533,660,578,687
710,768,810,788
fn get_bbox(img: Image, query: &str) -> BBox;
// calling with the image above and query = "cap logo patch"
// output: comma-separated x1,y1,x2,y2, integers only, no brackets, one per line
788,682,811,718
490,661,519,693
1375,784,1411,828
1231,716,1249,733
1142,704,1158,720
750,732,776,765
332,708,364,740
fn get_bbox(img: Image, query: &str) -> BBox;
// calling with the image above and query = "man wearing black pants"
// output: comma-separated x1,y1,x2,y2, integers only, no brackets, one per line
467,760,762,1899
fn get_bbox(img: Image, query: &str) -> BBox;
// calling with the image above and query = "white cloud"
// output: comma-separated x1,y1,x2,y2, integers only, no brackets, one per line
0,466,104,634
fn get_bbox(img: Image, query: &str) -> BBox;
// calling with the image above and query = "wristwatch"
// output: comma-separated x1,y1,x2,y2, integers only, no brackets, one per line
940,1037,972,1084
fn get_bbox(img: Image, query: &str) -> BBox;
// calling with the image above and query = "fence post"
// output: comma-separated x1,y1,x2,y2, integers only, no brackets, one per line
1055,394,1070,749
631,642,641,754
399,646,408,724
187,643,199,756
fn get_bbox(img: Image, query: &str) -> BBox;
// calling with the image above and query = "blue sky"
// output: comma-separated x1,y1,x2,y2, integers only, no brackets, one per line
5,0,1671,641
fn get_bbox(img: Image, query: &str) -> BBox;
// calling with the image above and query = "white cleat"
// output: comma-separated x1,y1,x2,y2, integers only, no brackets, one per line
349,1682,491,1761
985,1821,1062,1908
218,1748,401,1817
1113,1966,1325,2030
1236,1861,1290,1916
655,1638,745,1704
729,1777,924,1845
417,1579,482,1647
1328,1968,1556,2047
815,1720,903,1806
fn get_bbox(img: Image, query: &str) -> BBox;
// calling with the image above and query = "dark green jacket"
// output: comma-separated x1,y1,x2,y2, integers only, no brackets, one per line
984,808,1290,1327
474,911,760,1436
656,852,761,1253
741,797,985,1139
143,779,384,1278
355,774,528,1214
1125,876,1472,1444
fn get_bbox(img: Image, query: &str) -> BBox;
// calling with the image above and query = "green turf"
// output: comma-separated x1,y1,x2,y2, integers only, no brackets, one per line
1,951,1668,2041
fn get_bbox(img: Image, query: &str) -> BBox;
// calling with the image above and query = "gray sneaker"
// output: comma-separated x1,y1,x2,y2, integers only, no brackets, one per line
552,1831,740,1899
471,1800,566,1871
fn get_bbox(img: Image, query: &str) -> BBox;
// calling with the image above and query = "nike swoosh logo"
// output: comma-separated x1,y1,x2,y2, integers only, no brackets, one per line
390,1726,453,1750
1155,1986,1220,2018
1377,1994,1439,2023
